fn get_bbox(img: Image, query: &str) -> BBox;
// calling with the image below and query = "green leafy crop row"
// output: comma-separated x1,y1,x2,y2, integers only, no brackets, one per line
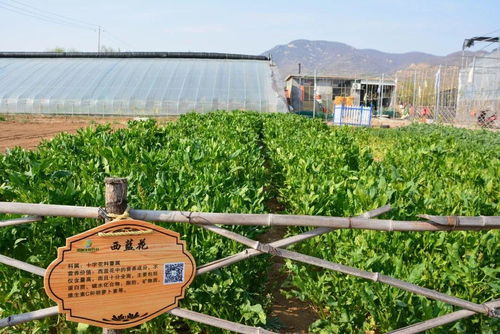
262,115,499,333
0,112,271,333
0,112,498,333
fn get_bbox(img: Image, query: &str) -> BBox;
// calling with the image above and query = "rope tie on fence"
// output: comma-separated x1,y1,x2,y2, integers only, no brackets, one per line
480,216,487,227
348,217,352,229
373,272,380,282
107,206,131,222
96,207,154,236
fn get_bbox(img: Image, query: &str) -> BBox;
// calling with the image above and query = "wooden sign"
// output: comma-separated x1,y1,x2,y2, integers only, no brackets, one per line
44,220,196,329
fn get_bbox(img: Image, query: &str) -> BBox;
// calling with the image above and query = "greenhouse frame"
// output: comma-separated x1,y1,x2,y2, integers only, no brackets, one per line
456,50,500,125
0,52,287,116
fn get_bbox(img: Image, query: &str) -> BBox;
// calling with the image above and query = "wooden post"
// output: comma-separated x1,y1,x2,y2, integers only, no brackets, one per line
103,177,127,334
104,177,128,220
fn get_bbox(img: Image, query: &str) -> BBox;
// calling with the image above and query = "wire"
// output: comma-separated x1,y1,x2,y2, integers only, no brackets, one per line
6,0,97,29
0,0,135,50
479,27,500,37
476,41,498,52
103,29,136,50
0,1,96,31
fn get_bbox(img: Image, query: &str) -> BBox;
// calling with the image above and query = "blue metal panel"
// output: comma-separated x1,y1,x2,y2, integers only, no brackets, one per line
333,105,372,127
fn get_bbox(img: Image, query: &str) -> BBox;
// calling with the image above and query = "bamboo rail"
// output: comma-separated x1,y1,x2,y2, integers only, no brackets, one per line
388,299,500,334
419,214,500,227
197,206,391,274
0,254,46,277
0,202,98,219
0,216,42,227
0,206,388,330
0,306,58,327
169,308,275,334
200,225,496,317
1,202,498,231
0,201,498,332
0,306,275,334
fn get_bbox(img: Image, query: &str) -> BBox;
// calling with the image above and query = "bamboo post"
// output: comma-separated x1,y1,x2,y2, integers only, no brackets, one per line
103,177,127,334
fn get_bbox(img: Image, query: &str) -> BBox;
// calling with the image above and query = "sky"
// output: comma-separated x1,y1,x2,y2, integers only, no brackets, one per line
0,0,499,56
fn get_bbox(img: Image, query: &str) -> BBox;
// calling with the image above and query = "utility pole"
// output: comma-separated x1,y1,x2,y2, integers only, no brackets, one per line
312,69,317,118
412,69,417,107
378,74,384,118
435,65,441,122
97,26,102,53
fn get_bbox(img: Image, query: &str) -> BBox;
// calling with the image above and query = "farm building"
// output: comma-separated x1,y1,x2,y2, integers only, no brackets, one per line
284,74,395,113
0,52,287,115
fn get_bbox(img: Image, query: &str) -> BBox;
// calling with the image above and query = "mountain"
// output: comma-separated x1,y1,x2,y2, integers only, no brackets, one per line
263,39,484,77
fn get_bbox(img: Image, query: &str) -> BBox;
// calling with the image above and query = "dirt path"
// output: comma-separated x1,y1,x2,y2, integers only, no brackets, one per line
257,123,317,333
257,222,317,333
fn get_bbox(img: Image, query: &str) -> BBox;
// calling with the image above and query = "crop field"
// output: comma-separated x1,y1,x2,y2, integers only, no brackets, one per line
0,111,499,333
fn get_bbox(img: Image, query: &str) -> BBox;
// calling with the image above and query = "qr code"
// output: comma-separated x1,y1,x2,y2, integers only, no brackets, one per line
164,262,184,285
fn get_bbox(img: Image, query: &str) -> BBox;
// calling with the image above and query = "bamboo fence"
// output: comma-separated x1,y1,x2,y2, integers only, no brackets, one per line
0,202,498,231
0,200,499,333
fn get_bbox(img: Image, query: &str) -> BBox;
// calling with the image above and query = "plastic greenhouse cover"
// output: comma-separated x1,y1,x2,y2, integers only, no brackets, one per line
0,57,287,115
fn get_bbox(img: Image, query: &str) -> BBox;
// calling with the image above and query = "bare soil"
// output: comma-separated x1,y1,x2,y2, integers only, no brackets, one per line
0,115,177,152
370,118,411,128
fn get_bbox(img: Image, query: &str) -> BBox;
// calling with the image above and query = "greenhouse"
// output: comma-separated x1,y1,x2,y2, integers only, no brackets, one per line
456,50,500,124
0,52,287,115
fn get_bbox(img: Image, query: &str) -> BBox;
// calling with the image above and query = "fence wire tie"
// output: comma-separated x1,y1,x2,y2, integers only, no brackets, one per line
256,242,280,256
97,207,109,221
181,211,211,225
480,216,487,227
267,214,273,226
447,216,459,228
493,306,500,317
486,304,499,317
373,272,380,282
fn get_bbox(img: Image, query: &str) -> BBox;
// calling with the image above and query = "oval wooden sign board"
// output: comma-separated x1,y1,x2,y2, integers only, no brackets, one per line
44,219,196,329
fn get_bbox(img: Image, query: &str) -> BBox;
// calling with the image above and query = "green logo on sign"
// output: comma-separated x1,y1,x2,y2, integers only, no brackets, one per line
77,239,99,253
